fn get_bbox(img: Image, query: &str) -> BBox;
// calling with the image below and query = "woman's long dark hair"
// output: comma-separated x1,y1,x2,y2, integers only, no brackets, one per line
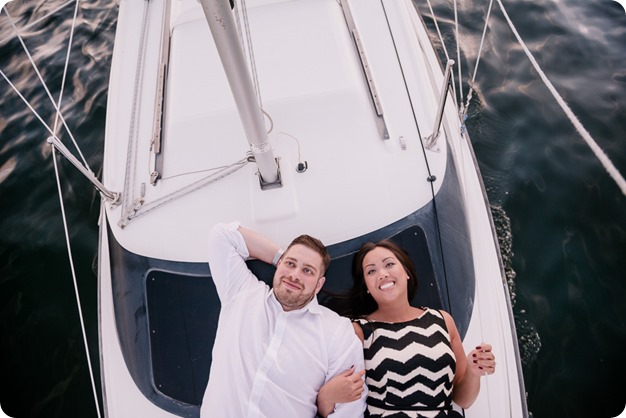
323,240,419,319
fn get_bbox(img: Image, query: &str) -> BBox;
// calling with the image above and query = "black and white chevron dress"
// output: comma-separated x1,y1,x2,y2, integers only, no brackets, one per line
356,308,458,418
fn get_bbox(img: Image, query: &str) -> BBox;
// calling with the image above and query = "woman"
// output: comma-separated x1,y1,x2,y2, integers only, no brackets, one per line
317,240,496,417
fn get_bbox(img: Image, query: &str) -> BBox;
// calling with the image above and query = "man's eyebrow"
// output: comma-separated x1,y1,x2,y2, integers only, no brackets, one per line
302,262,318,273
284,256,318,273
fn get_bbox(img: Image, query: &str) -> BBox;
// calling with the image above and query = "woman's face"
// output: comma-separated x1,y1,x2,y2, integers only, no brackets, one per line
361,246,409,304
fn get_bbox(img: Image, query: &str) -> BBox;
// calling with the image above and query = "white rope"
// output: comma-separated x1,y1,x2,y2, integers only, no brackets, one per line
423,0,459,108
239,0,263,108
462,0,495,118
121,156,250,226
51,150,102,418
4,7,90,170
0,0,75,45
3,4,103,416
52,0,80,138
1,68,63,139
496,0,626,196
49,1,103,414
453,0,463,107
424,0,450,62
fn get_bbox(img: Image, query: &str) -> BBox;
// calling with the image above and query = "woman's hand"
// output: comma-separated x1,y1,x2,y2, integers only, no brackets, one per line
317,366,365,417
466,343,496,376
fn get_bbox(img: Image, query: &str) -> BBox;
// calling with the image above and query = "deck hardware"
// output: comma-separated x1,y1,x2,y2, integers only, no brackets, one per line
339,0,389,140
258,158,283,190
424,60,455,151
296,161,308,173
150,171,161,185
399,136,407,150
47,136,120,205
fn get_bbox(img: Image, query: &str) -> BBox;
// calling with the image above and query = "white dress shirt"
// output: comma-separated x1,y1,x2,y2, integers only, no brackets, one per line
200,222,366,418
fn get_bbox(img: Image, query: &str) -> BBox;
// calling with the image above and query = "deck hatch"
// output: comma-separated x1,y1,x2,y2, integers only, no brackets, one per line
147,270,217,406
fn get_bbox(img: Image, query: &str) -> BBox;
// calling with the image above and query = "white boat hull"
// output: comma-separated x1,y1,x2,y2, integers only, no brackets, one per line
98,0,527,416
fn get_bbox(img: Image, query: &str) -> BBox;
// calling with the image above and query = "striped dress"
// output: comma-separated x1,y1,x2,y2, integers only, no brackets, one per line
356,308,459,418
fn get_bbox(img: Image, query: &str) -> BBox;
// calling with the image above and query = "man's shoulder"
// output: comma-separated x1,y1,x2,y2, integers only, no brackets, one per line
314,305,361,357
317,305,353,328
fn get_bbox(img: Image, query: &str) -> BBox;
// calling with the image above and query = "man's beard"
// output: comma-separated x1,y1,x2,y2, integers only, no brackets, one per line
273,276,319,311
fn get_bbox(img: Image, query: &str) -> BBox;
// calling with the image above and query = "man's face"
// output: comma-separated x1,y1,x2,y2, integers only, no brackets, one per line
273,244,326,311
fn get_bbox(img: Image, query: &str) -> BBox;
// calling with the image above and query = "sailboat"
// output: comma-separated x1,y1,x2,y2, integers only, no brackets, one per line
93,0,527,416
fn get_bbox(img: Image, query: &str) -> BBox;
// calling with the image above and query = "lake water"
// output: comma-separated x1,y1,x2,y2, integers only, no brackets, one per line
1,0,625,417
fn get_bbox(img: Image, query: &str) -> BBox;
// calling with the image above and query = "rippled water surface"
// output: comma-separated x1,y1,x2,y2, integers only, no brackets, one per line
1,0,625,417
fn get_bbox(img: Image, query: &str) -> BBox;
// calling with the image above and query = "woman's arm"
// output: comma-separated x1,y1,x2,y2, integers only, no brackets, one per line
443,311,496,409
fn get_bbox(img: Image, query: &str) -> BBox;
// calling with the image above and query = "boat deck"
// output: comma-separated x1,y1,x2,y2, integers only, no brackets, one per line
103,0,447,262
99,0,527,417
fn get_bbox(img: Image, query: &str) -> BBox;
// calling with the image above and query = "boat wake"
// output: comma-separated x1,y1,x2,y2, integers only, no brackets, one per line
492,204,541,368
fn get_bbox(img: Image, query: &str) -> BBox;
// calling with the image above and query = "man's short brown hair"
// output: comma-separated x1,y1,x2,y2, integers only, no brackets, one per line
286,235,330,276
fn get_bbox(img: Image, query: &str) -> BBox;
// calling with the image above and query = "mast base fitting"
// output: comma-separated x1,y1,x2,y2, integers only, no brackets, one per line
258,157,283,190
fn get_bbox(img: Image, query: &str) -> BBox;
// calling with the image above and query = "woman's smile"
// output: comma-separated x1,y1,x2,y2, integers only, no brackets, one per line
378,280,396,291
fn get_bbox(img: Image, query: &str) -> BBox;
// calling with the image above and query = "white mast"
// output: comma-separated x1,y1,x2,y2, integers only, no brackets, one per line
198,0,281,188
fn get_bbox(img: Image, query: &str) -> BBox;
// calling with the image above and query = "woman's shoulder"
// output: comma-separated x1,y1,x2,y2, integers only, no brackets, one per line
422,307,458,336
422,306,452,319
351,321,365,343
352,317,378,341
431,308,455,324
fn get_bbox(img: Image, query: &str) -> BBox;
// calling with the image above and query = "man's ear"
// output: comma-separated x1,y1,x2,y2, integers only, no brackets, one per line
315,276,326,294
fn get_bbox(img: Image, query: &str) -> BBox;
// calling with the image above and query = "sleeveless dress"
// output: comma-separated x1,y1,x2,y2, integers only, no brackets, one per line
355,308,461,418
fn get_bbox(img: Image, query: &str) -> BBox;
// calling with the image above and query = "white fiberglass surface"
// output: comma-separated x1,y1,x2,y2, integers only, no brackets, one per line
105,0,447,261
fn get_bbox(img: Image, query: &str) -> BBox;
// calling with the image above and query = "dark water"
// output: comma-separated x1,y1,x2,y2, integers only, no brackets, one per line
0,0,625,417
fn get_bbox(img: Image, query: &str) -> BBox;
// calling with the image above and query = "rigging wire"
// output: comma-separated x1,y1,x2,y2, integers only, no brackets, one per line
3,1,104,416
235,0,276,134
453,0,463,109
494,0,626,197
51,0,80,141
461,0,495,119
51,150,102,418
235,0,263,108
0,0,75,45
232,0,278,160
428,0,626,196
159,157,250,181
120,155,250,226
57,0,103,413
3,7,91,171
424,0,450,62
0,68,63,139
423,0,459,110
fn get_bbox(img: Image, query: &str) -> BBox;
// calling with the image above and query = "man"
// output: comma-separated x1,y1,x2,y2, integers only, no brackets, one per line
201,221,366,418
